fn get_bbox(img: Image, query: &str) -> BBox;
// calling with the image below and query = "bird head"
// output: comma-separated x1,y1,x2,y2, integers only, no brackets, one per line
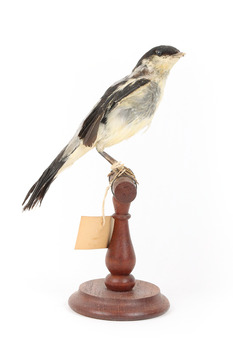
133,45,185,77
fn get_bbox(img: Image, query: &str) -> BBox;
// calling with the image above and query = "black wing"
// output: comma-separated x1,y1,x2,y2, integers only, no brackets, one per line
78,78,150,147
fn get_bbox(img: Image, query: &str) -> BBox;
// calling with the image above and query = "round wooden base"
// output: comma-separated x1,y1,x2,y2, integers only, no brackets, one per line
68,279,170,321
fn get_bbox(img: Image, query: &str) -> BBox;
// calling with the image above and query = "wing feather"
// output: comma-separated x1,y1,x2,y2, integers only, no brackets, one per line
78,78,150,147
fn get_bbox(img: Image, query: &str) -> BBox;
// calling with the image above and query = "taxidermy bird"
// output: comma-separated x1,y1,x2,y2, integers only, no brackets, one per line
22,45,184,210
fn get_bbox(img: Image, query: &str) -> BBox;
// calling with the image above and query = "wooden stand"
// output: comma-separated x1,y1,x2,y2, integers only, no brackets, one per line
68,174,170,321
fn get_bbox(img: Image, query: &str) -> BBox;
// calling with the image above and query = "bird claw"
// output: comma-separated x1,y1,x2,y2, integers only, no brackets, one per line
108,162,138,185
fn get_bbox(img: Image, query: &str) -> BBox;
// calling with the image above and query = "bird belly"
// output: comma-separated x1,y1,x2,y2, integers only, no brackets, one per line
96,113,152,151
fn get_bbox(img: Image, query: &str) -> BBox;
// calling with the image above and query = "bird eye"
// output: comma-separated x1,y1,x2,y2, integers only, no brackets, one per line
156,50,162,56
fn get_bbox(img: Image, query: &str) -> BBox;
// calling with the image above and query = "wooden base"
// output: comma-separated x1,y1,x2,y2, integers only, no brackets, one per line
68,279,170,321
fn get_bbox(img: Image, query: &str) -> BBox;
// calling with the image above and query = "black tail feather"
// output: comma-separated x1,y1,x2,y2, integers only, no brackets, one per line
22,147,67,210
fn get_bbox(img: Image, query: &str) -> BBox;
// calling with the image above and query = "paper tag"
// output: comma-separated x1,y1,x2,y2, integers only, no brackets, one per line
75,216,114,249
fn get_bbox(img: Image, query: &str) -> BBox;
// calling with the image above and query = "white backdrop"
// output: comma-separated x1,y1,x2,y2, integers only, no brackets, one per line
1,0,233,349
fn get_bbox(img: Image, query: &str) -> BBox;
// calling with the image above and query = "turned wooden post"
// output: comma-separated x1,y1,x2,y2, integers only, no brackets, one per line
68,172,170,321
105,176,136,292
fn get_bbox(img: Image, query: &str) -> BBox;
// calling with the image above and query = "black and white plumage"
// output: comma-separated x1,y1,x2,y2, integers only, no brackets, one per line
23,45,184,210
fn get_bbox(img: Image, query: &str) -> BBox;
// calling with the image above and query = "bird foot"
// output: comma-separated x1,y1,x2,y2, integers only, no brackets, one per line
108,161,138,185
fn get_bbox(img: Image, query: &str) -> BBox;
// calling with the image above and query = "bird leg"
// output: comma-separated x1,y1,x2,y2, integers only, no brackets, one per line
97,150,138,184
98,150,118,165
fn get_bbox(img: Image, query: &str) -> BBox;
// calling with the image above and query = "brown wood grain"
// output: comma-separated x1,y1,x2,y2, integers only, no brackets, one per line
105,177,136,291
68,172,170,320
69,279,169,321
